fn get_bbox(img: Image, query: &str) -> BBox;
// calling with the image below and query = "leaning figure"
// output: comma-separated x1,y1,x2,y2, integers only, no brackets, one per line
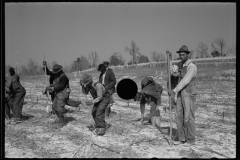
80,74,110,136
44,64,80,129
134,76,163,127
5,67,26,125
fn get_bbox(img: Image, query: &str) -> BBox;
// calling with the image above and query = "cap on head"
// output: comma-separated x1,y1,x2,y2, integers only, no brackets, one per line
103,61,109,66
176,45,190,54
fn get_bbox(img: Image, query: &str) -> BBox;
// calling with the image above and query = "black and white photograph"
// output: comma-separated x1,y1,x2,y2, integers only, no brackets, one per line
3,2,236,158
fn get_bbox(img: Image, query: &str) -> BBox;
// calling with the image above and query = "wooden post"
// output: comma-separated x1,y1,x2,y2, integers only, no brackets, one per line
43,55,51,105
166,50,172,147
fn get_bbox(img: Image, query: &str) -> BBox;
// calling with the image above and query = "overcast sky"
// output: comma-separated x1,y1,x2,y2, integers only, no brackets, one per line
5,2,236,67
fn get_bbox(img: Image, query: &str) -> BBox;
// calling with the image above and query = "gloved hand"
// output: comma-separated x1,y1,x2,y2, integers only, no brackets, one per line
168,90,175,96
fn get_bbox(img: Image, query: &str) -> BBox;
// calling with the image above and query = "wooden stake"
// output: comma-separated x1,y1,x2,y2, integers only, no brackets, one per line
166,50,173,147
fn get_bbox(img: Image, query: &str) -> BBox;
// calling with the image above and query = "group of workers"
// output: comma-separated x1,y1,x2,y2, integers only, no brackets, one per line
5,45,197,146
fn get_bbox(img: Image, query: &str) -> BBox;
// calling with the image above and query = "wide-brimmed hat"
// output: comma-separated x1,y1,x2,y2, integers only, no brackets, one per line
103,61,109,66
176,45,190,54
97,63,105,71
52,64,63,74
80,74,92,86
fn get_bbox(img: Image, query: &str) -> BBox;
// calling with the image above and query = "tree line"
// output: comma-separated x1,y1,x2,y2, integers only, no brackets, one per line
6,37,235,76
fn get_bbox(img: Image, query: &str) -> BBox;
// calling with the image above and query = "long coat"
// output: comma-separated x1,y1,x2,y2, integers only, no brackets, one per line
99,68,116,94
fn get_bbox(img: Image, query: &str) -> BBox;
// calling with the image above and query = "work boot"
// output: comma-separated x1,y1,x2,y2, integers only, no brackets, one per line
173,140,186,145
96,128,105,136
8,118,22,125
53,116,66,129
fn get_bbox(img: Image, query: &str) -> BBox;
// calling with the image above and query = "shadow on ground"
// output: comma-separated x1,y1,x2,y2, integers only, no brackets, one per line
21,114,35,121
64,116,76,124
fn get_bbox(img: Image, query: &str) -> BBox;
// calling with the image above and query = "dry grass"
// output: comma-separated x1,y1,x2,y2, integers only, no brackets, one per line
5,61,236,158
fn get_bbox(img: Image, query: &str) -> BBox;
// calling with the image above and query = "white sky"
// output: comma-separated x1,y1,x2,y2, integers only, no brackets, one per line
5,2,236,67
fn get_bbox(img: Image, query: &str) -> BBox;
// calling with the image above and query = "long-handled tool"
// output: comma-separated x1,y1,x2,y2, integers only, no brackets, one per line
71,133,93,158
43,55,52,113
166,49,173,147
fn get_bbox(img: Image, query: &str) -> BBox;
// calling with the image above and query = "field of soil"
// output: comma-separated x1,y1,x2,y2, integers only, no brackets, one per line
4,62,236,158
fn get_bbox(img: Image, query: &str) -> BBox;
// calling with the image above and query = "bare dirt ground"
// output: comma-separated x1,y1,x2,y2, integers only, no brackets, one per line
5,75,236,158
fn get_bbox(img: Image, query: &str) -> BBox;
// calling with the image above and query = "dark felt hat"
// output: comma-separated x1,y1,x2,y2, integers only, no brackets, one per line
80,74,92,86
52,64,63,74
103,61,109,66
97,63,105,71
176,45,190,54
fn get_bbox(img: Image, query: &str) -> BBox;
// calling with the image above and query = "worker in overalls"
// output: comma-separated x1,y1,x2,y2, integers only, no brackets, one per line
168,45,197,146
80,74,110,136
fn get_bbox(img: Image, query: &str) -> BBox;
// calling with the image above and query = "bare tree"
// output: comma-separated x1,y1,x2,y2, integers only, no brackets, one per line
159,52,166,62
151,51,161,62
211,37,226,57
20,65,28,75
188,49,195,59
225,44,236,56
137,54,149,63
109,52,124,66
125,40,141,64
79,55,90,70
27,58,38,75
88,51,99,68
196,42,209,58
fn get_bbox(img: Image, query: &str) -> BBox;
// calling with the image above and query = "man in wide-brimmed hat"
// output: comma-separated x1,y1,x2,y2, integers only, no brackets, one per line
80,74,110,136
5,67,26,125
43,63,81,129
43,61,81,113
168,45,197,146
98,61,116,118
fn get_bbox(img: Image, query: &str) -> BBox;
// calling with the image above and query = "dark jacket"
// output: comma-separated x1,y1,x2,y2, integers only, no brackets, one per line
134,77,163,106
5,73,26,95
99,68,116,94
49,71,70,100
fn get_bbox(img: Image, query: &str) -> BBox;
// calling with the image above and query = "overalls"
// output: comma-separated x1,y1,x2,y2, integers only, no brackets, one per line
90,82,110,128
175,62,197,142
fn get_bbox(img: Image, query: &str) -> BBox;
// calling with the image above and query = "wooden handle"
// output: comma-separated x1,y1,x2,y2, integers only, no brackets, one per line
166,50,172,147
